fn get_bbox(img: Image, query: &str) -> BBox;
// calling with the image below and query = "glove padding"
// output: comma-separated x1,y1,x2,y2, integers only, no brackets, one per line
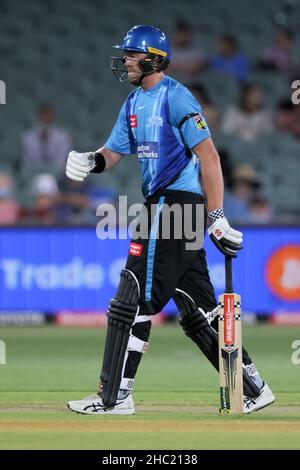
208,217,243,258
66,150,96,182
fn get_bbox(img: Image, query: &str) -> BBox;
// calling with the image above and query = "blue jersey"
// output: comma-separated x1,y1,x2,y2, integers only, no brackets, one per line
105,76,211,198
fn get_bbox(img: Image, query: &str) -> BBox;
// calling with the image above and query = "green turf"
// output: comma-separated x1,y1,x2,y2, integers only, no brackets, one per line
0,324,300,449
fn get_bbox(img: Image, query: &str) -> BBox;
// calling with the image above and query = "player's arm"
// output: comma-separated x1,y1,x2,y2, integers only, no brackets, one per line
193,137,223,213
65,146,122,182
193,137,243,258
94,146,122,172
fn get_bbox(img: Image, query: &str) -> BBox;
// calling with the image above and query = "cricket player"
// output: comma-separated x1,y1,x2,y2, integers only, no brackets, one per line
66,25,274,415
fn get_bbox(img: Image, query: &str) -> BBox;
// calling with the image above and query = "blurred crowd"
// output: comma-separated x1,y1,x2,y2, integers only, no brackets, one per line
170,22,299,140
0,22,299,227
0,103,117,226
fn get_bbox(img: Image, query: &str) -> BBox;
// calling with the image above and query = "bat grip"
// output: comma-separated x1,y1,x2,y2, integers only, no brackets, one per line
225,256,233,293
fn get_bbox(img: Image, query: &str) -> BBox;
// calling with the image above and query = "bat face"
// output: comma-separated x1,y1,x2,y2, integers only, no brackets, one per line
218,292,243,414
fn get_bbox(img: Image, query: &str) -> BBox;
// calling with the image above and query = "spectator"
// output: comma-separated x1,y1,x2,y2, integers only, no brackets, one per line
167,21,205,82
0,172,20,225
274,98,300,139
224,164,261,223
20,174,60,225
291,102,300,139
210,34,250,82
259,29,298,80
274,98,295,134
218,149,233,190
249,195,273,224
58,176,93,224
189,83,220,132
222,83,273,142
21,103,72,175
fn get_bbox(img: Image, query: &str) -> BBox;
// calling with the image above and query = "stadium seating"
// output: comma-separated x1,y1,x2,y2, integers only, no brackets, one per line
0,0,299,216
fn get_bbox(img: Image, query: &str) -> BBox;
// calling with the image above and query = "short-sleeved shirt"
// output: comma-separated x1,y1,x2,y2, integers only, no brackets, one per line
105,76,210,198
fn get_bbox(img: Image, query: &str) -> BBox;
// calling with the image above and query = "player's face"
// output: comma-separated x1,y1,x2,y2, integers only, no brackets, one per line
124,51,146,84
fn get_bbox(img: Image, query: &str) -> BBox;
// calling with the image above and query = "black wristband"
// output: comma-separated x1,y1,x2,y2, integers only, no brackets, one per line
91,152,106,174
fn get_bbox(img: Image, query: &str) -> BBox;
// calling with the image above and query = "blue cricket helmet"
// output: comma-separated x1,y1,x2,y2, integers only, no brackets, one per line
110,25,171,84
113,25,171,62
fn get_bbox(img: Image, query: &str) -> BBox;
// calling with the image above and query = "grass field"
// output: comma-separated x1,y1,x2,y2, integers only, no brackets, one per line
0,324,300,450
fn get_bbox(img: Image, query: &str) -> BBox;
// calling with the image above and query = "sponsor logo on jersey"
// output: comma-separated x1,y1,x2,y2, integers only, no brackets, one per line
130,115,137,128
129,242,143,256
193,113,207,130
137,142,159,159
146,116,163,128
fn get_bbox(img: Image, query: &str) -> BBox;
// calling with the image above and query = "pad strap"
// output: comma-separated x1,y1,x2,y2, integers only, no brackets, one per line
127,334,148,353
120,377,135,391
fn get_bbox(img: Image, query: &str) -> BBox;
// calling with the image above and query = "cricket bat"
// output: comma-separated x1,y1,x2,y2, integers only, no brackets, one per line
218,256,243,414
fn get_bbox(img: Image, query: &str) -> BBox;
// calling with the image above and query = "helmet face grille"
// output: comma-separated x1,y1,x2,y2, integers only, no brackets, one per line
110,56,129,82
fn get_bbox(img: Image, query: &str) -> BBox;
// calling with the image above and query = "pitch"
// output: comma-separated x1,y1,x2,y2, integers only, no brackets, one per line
0,324,299,449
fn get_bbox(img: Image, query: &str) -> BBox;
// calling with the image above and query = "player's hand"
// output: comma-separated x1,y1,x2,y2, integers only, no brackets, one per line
208,217,243,258
66,150,96,182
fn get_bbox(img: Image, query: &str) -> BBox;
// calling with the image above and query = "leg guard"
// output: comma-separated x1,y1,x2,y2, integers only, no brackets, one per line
100,269,139,407
173,288,219,368
100,269,150,407
173,288,261,398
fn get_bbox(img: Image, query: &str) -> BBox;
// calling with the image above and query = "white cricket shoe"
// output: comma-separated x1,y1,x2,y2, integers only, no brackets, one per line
243,382,275,414
67,393,135,415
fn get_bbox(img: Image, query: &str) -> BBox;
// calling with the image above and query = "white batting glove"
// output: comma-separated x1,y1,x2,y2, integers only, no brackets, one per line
66,151,96,182
208,217,243,258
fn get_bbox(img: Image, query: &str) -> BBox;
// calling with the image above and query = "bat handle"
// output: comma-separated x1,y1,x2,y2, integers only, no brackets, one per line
225,256,233,293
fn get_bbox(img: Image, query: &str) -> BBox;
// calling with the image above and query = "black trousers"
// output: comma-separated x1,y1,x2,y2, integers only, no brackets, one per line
125,189,217,316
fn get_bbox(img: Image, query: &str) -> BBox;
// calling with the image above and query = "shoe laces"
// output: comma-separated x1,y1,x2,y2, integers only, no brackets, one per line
244,396,257,409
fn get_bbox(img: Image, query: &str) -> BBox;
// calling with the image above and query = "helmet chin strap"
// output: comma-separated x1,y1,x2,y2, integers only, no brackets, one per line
131,69,156,87
133,73,145,87
133,58,160,86
130,53,162,86
135,72,157,86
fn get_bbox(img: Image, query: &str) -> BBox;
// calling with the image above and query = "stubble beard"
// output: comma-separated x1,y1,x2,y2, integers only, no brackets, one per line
128,70,143,86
